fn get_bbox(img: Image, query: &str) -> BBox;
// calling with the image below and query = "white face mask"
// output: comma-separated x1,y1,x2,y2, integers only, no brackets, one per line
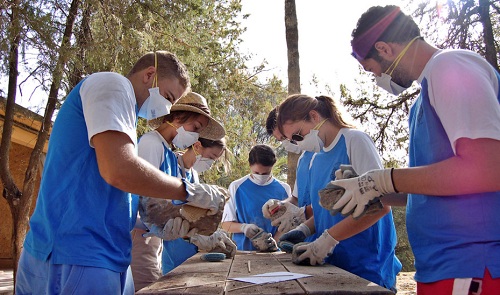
251,173,271,185
138,87,173,120
192,155,215,173
281,139,302,154
375,73,408,96
172,126,199,149
375,36,420,96
296,129,324,152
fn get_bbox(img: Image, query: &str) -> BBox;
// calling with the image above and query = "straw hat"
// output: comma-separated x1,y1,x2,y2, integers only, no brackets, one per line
170,92,225,141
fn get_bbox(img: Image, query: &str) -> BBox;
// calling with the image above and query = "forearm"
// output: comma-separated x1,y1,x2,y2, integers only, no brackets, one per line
382,193,407,206
328,206,390,241
393,138,500,195
221,221,243,233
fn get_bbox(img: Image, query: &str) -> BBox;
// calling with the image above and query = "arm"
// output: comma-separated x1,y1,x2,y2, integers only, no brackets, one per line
93,131,187,200
393,138,500,195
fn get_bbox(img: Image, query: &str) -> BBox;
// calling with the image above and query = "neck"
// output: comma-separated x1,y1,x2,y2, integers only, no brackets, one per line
156,123,176,144
402,39,439,81
322,122,340,147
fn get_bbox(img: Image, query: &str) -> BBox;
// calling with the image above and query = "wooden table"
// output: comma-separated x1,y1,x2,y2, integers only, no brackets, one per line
137,251,394,294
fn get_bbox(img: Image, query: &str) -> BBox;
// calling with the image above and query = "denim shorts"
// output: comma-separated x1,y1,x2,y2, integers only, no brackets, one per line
15,250,134,295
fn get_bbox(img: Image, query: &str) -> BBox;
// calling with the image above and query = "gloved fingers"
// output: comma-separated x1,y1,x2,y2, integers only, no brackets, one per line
262,199,276,219
179,219,190,236
172,217,183,234
332,190,352,211
186,227,198,238
334,168,343,180
270,217,283,227
340,198,357,216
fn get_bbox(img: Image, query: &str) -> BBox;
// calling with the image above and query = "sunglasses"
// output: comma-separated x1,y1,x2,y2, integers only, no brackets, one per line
291,122,305,142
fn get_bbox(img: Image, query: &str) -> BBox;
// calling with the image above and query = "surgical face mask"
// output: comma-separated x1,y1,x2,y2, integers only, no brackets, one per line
138,53,172,120
251,173,271,185
281,139,302,154
192,155,215,173
138,88,172,120
375,36,420,96
296,129,324,152
172,126,199,149
375,73,408,96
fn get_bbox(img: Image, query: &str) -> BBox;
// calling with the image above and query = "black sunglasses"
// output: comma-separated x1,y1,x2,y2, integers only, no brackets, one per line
291,123,305,142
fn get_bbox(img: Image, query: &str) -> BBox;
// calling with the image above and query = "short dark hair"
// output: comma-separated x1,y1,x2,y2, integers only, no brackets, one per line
265,107,278,136
127,51,191,90
248,144,276,167
352,5,421,60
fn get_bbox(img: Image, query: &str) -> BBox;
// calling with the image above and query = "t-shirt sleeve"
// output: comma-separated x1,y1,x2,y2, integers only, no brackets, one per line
222,182,238,222
80,73,137,148
346,130,383,174
426,52,500,153
137,133,164,169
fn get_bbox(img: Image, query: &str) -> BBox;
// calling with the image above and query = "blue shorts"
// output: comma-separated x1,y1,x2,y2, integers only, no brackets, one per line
15,250,134,295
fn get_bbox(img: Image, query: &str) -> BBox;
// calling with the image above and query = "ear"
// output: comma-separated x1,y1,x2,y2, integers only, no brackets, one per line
309,110,320,123
142,66,157,84
373,41,394,59
193,140,202,152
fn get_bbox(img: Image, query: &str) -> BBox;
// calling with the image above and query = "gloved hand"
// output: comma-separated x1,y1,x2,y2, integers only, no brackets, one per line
251,230,278,252
143,217,198,241
240,223,262,238
262,200,306,233
334,164,358,180
294,230,339,266
279,223,312,244
183,180,227,215
326,168,395,219
190,230,237,254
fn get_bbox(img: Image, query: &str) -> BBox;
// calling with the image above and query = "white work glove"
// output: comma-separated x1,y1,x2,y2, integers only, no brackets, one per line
262,199,306,233
251,230,278,252
334,164,358,180
183,180,226,215
240,223,262,238
294,230,339,266
190,230,237,255
278,223,312,244
325,168,395,219
143,217,198,241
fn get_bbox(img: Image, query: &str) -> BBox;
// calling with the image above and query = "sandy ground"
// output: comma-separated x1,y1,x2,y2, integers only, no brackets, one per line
396,272,417,294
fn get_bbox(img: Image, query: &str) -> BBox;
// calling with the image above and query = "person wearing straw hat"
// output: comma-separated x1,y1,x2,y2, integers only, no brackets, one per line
157,137,235,277
16,51,225,295
131,92,229,288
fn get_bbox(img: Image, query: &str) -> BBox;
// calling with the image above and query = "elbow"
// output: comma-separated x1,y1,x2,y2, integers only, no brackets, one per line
100,167,129,190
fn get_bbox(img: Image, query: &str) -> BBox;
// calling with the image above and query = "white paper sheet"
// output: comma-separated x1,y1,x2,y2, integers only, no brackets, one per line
229,271,312,284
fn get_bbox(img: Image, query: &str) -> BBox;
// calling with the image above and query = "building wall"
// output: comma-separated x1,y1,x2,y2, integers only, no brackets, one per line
0,141,40,262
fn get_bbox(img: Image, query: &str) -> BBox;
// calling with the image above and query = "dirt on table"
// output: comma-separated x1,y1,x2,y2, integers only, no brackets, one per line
396,272,416,294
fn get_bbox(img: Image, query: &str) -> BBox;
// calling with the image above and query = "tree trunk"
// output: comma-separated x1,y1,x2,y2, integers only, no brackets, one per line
478,0,499,72
1,0,81,284
0,0,23,283
284,0,301,187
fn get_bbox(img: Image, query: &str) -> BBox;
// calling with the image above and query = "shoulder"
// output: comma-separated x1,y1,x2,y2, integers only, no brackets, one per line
229,175,251,190
341,128,375,145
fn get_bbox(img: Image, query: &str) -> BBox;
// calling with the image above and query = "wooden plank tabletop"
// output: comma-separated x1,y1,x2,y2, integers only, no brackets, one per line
137,251,394,295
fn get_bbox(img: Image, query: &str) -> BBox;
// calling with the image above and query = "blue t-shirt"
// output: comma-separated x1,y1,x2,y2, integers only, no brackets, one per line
224,175,290,250
295,151,314,207
308,128,401,289
161,161,197,275
408,50,500,283
24,73,138,272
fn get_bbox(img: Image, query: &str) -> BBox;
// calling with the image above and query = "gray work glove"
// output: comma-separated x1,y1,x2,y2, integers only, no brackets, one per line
293,230,339,266
262,199,306,233
240,223,262,239
143,217,198,241
278,223,312,244
190,230,237,256
251,230,278,252
183,180,226,215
